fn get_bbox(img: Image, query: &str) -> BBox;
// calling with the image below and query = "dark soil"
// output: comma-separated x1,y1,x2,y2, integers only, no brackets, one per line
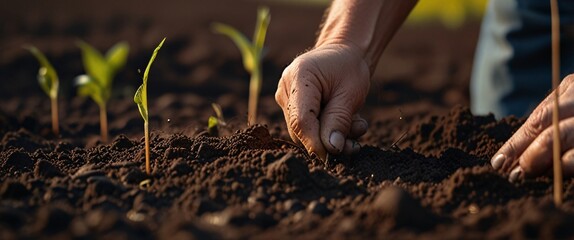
2,0,574,239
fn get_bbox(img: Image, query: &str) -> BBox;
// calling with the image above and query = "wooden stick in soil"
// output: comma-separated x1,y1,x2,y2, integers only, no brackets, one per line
144,121,151,175
50,97,59,136
100,104,108,143
550,0,562,206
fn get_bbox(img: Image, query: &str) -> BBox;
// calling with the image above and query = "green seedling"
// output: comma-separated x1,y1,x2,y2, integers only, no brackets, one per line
75,41,129,143
134,38,165,175
208,103,227,136
212,6,270,126
26,46,60,136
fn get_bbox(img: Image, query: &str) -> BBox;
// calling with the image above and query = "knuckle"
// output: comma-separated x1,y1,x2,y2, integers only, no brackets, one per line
563,74,574,85
274,87,284,106
524,106,550,138
324,105,353,125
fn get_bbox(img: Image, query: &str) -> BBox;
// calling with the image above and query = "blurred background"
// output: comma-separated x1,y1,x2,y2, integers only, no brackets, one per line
0,0,487,136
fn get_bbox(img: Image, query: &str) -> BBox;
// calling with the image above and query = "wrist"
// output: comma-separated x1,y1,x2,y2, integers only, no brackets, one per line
314,0,417,75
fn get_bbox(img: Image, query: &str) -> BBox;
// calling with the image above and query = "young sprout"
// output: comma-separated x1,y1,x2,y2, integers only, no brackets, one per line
550,0,562,206
208,103,227,136
26,46,60,136
212,6,270,126
75,41,129,143
134,38,166,175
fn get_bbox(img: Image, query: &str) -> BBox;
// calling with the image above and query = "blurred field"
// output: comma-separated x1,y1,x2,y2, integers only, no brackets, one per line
257,0,488,27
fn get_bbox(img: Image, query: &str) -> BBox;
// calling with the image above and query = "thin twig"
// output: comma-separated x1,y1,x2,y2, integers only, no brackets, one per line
550,0,562,206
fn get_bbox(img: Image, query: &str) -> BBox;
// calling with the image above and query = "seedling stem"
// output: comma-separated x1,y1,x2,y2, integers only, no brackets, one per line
51,96,59,136
134,38,165,175
249,68,262,125
212,7,270,125
26,46,60,136
100,104,108,143
144,121,151,174
76,41,129,143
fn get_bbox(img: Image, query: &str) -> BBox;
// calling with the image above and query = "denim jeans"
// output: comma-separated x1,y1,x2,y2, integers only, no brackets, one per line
471,0,574,118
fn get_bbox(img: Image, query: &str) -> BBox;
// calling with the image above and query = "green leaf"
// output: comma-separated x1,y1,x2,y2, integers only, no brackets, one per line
253,7,271,59
211,103,224,120
134,84,148,121
212,22,255,72
75,75,105,106
25,46,59,99
106,42,129,74
134,38,166,123
77,41,109,87
143,38,165,85
208,116,219,130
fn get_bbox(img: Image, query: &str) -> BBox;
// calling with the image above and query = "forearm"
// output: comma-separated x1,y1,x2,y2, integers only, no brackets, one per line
316,0,418,75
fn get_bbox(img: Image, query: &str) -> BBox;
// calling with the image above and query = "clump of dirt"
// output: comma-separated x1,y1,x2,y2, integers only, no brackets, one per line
2,107,574,239
404,105,524,158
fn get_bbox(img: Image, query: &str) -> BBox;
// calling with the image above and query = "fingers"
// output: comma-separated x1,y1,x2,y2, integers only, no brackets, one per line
274,45,370,160
339,115,367,155
491,100,574,172
276,75,300,145
507,117,574,182
494,76,574,171
562,149,574,177
349,115,368,139
286,71,327,159
318,89,365,155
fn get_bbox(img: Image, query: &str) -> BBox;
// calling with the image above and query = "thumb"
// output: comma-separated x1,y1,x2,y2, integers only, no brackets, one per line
319,92,361,154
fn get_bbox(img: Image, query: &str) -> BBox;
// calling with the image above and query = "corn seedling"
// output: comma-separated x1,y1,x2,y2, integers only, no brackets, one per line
212,6,270,126
208,103,227,136
75,41,129,143
550,0,562,206
26,46,60,136
134,38,165,175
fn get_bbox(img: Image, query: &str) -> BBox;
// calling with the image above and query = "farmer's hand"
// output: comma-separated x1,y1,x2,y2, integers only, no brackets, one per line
492,74,574,181
275,43,370,160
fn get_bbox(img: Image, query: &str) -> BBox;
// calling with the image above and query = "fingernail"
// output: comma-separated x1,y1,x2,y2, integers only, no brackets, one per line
509,167,523,183
329,131,345,153
491,154,505,170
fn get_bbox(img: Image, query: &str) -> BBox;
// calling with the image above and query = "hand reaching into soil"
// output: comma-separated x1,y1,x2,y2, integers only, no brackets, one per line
275,0,417,161
275,43,370,160
492,75,574,181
